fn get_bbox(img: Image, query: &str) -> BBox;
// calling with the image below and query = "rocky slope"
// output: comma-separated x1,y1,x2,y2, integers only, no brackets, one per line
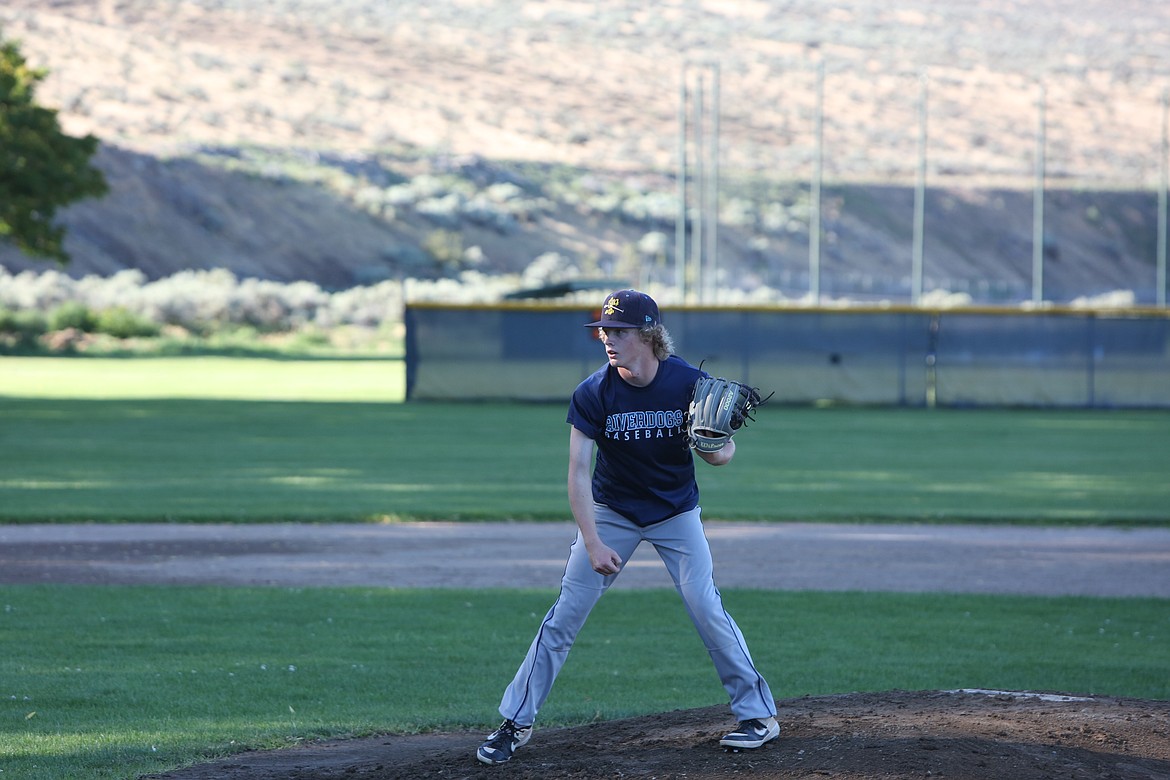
2,0,1168,303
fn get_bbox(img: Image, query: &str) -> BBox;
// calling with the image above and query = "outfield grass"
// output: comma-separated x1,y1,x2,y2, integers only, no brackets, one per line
0,355,404,402
1,396,1168,523
2,585,1166,780
2,355,1167,526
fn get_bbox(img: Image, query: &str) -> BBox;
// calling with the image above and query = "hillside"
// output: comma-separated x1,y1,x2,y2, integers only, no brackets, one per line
2,0,1169,304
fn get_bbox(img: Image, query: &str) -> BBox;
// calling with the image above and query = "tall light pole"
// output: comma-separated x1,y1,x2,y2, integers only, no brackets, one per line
1158,86,1168,308
675,66,688,300
676,61,721,304
691,70,705,299
1032,81,1047,305
912,72,928,305
809,60,825,304
707,62,720,303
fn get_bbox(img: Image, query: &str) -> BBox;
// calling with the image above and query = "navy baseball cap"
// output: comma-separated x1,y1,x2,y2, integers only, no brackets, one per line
584,289,660,329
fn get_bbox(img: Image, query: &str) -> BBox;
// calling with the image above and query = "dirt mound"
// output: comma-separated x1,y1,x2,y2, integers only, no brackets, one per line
146,690,1170,780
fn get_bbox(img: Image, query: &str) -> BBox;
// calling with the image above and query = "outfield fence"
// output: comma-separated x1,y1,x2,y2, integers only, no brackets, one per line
405,303,1170,408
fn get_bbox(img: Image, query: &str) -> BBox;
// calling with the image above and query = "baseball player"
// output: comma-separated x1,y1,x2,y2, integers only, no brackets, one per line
476,289,778,766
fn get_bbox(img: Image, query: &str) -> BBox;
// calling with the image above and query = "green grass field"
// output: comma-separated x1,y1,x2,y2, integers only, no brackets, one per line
2,356,1169,779
1,396,1168,524
4,586,1167,780
0,355,404,402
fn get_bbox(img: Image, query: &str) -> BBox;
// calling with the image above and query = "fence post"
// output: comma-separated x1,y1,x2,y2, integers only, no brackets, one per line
925,312,940,408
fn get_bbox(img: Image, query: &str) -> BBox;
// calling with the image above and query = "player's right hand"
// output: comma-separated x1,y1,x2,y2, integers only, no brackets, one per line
587,543,623,576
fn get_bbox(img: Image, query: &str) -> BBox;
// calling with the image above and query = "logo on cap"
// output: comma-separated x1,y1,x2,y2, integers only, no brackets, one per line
584,289,659,330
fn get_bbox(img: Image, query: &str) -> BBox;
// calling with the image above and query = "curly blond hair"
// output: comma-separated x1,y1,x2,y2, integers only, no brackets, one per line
640,323,675,361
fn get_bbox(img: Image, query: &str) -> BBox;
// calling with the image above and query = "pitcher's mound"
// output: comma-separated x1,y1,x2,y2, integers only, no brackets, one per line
146,689,1170,779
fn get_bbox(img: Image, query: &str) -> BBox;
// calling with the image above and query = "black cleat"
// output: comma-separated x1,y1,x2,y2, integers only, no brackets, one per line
476,719,532,765
720,716,780,751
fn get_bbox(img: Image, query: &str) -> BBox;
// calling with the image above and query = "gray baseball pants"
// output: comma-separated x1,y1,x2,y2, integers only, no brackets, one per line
497,503,776,726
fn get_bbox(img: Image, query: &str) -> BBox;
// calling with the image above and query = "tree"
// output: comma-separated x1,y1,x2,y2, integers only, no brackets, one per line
0,36,108,263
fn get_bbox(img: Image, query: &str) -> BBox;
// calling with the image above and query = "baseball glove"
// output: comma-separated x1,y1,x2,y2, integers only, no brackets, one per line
687,376,772,453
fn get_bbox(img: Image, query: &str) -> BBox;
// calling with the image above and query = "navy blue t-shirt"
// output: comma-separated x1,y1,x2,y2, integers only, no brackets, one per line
567,355,704,526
